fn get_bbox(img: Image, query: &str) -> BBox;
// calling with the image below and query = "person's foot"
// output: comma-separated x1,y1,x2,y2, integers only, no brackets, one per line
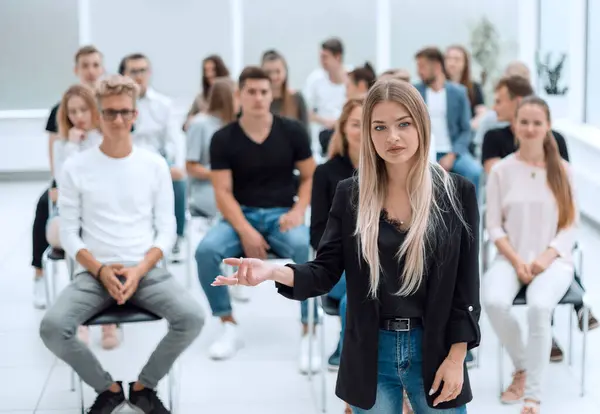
77,326,90,345
578,309,599,331
500,370,526,404
550,337,563,362
521,399,540,414
208,321,242,360
101,324,120,350
327,348,341,372
465,350,476,368
87,381,126,413
299,334,321,374
33,275,47,309
128,382,170,413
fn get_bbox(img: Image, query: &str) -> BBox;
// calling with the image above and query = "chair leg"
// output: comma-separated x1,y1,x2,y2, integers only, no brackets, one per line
568,305,574,366
70,367,75,391
51,259,60,303
78,372,85,414
168,366,176,413
42,252,52,306
319,307,327,413
307,297,315,382
498,343,504,397
582,306,589,397
185,219,192,289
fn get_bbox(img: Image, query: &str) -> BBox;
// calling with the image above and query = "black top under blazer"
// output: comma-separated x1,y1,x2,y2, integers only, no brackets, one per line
277,173,481,410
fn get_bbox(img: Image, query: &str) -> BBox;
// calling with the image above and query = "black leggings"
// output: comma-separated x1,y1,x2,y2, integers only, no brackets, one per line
32,188,51,269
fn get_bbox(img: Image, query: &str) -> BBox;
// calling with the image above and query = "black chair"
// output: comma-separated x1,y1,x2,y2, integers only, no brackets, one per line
71,302,177,414
498,278,590,397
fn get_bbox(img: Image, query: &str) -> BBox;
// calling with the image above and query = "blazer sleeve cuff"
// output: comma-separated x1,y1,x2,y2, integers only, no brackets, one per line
446,307,481,350
274,263,312,302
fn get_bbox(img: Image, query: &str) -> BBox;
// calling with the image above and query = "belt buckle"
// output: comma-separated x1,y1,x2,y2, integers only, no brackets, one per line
391,318,410,332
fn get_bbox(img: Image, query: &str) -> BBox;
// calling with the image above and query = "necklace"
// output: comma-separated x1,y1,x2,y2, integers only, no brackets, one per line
516,152,544,180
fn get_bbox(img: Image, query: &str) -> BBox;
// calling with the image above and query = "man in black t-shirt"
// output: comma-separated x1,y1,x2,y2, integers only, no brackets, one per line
195,67,319,371
481,75,569,174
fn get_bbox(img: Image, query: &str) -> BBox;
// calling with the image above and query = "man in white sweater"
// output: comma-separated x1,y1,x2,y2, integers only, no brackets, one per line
39,75,204,414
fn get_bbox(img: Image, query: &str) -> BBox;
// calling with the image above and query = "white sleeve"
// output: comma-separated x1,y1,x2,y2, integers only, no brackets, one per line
152,160,177,255
58,162,87,257
53,140,81,187
429,132,437,163
303,70,320,112
163,102,185,168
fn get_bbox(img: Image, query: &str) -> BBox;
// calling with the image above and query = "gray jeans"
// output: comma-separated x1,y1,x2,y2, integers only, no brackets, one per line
39,266,204,393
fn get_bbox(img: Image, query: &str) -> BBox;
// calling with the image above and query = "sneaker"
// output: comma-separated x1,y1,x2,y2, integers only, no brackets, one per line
170,237,184,263
87,381,126,413
327,348,341,371
550,338,563,362
208,322,242,360
101,324,120,350
500,370,526,404
578,309,599,331
33,276,47,309
230,284,251,302
299,334,321,374
128,382,170,413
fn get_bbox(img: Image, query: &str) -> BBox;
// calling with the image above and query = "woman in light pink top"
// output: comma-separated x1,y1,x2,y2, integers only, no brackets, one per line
483,96,578,414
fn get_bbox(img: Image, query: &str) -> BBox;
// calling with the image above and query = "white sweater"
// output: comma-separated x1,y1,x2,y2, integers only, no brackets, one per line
58,146,176,270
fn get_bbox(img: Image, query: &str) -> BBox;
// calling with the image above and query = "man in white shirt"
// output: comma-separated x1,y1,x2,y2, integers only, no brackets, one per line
120,54,187,260
304,38,348,154
40,75,203,414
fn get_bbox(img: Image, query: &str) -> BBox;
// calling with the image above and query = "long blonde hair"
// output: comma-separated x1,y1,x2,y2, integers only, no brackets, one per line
356,79,464,298
57,84,100,138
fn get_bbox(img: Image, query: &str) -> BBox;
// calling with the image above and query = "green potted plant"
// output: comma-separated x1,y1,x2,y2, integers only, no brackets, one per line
469,16,501,101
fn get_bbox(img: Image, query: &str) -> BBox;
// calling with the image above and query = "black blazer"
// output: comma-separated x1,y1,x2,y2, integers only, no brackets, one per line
310,155,356,250
277,174,481,410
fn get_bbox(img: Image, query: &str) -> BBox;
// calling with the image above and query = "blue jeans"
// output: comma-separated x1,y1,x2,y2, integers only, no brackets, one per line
327,274,347,355
172,179,187,237
351,328,467,414
436,152,482,196
195,206,316,323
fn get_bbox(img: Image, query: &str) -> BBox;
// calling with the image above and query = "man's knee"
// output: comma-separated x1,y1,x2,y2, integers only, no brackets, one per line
173,304,205,338
40,311,72,351
195,237,222,264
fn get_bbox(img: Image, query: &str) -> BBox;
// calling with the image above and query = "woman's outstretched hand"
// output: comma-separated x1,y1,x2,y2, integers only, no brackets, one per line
211,257,274,287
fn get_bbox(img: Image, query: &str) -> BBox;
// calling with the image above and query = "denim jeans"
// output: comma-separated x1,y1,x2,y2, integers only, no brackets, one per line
327,274,347,355
172,178,187,237
436,152,482,197
195,206,317,323
351,328,467,414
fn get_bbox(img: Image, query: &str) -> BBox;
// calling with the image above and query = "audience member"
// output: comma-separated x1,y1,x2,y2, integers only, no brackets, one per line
119,53,187,261
46,84,120,349
304,37,348,130
195,67,319,372
482,76,569,174
473,61,532,146
346,62,376,98
32,45,105,310
445,45,486,129
39,75,204,414
186,77,238,218
261,49,309,130
183,54,230,130
483,96,577,414
414,47,483,194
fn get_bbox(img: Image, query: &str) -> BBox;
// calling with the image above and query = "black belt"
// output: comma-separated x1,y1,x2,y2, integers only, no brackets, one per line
380,317,423,332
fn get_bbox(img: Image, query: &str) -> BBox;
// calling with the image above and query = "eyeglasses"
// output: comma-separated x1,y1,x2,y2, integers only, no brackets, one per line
128,67,148,76
101,109,136,121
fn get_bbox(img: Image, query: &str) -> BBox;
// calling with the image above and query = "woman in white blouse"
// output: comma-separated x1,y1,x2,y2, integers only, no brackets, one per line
48,84,118,350
483,96,577,414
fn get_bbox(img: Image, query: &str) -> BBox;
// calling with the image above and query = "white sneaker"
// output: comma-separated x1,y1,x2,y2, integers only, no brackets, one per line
208,322,243,360
33,277,47,309
170,237,185,263
299,334,321,374
229,285,251,302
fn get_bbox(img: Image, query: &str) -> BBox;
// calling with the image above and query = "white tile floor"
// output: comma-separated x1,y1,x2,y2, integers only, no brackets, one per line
1,180,599,413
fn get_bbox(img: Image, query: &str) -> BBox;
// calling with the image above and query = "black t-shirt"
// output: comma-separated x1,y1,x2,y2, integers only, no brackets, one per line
210,115,312,208
470,82,485,118
45,103,60,133
378,210,426,319
481,126,570,164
